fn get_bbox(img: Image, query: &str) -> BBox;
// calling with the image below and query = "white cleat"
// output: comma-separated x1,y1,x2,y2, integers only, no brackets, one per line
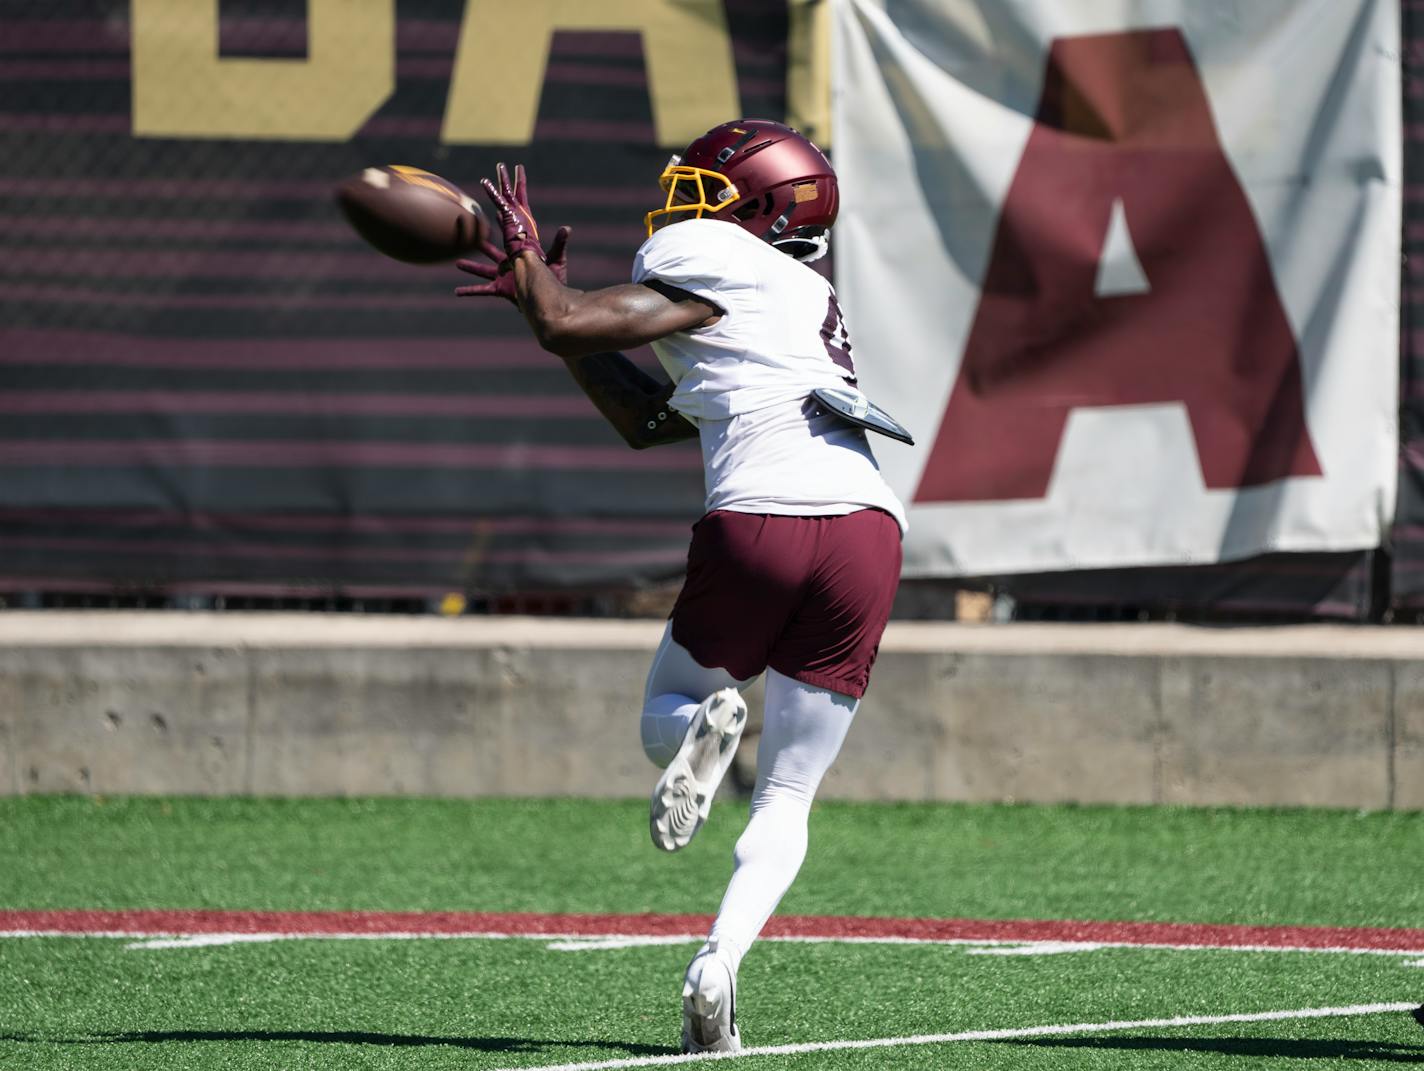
681,941,741,1054
649,687,748,853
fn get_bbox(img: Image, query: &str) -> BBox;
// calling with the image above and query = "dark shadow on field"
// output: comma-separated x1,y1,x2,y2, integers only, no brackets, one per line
997,1035,1424,1062
0,1030,677,1056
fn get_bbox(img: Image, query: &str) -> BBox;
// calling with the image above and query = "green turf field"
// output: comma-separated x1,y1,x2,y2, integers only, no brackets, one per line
2,797,1422,1069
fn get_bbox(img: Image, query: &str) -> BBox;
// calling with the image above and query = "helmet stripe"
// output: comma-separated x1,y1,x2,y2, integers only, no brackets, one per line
714,128,758,169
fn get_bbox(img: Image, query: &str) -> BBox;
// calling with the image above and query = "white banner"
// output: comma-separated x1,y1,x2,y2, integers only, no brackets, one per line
834,0,1402,577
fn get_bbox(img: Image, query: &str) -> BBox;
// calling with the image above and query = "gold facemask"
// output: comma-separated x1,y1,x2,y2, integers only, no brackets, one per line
644,156,742,236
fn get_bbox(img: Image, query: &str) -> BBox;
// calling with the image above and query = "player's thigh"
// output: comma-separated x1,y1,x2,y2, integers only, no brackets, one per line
768,509,902,698
643,621,755,706
669,511,812,681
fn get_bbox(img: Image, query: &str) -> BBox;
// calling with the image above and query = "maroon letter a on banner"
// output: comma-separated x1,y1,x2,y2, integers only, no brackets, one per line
914,28,1322,504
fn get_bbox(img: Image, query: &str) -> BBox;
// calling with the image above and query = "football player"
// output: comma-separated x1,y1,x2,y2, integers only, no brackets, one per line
458,120,906,1054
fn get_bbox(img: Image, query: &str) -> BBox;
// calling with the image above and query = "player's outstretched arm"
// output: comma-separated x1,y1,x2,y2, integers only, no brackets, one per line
464,161,702,447
510,254,705,446
511,250,719,358
471,161,719,355
563,351,697,450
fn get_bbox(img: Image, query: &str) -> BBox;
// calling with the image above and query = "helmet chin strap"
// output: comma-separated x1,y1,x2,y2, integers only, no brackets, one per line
772,232,829,263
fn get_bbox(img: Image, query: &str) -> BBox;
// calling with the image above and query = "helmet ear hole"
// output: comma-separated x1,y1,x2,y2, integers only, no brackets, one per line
731,197,762,221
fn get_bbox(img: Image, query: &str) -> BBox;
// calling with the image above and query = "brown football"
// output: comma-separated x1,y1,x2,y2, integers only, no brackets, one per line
336,165,487,264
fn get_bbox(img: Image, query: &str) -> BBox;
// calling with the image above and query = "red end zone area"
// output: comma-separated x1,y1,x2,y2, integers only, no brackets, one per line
5,909,1424,955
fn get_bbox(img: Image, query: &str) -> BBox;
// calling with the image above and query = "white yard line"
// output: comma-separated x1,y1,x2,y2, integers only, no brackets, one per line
0,929,527,949
546,936,699,952
953,939,1424,960
481,1002,1420,1071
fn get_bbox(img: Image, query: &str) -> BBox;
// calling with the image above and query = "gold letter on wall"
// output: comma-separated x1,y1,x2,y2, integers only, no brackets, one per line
443,0,740,148
132,0,394,140
786,0,830,147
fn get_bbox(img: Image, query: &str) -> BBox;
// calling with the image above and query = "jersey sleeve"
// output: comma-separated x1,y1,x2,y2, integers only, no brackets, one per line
630,221,749,311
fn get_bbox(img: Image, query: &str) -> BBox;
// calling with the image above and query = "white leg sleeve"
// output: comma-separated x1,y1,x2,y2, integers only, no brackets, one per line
640,623,754,768
707,668,857,971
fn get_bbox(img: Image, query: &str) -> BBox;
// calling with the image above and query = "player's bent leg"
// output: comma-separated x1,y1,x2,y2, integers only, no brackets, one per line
641,623,756,851
650,686,748,852
681,669,858,1051
640,623,752,768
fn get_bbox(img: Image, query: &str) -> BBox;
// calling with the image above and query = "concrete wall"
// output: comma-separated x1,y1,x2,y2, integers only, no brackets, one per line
0,612,1419,809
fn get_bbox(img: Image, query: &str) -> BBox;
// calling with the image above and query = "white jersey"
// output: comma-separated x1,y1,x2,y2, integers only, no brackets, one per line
631,218,906,534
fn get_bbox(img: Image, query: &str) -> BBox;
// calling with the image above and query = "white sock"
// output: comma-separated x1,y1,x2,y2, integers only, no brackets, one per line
707,669,858,975
641,693,699,768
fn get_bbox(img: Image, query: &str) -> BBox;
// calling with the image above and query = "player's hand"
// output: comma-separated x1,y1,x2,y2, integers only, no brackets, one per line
480,162,544,261
454,224,571,303
453,255,518,303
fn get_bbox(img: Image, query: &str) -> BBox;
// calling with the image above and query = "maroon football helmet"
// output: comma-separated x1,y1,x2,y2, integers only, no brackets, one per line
645,119,838,261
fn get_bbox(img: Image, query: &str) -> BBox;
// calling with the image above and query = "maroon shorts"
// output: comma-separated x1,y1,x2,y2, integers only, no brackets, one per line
670,508,903,699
